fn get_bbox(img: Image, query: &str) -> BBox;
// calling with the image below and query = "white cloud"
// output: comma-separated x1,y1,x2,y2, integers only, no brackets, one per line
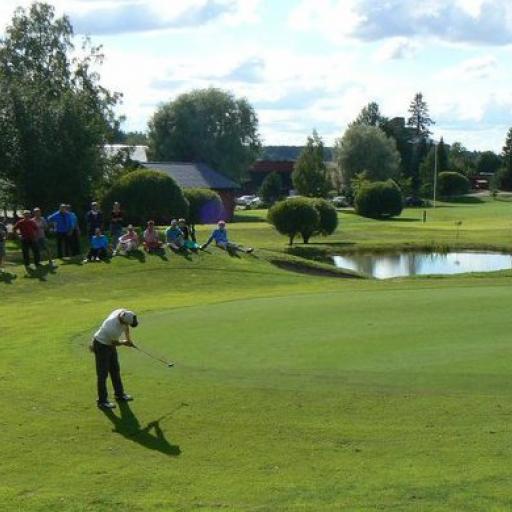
375,38,418,61
438,55,498,81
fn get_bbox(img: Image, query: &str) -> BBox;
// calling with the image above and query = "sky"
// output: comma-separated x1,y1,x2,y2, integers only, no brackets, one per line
0,0,511,152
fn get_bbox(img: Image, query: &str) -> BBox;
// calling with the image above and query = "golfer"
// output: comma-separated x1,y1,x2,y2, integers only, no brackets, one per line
90,309,138,409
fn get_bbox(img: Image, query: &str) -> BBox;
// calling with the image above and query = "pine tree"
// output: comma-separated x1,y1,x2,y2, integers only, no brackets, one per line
407,92,434,138
351,102,386,127
292,131,331,198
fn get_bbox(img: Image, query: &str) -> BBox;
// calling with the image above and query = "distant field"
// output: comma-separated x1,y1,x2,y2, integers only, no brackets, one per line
3,197,512,511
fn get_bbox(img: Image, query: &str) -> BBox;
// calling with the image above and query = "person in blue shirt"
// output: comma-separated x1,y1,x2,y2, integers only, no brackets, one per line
201,220,253,254
85,227,110,262
66,204,81,256
48,204,72,258
165,219,188,253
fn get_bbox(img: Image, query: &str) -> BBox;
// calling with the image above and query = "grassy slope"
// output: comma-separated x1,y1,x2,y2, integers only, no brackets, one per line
2,197,512,511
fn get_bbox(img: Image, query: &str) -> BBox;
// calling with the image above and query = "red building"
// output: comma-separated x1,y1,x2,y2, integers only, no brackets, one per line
245,160,295,195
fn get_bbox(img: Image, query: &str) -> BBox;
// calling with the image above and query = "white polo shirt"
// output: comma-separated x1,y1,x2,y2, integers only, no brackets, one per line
94,309,126,346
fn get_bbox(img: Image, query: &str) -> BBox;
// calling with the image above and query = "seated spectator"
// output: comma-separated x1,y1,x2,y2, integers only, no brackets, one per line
201,220,253,254
165,219,187,252
178,218,200,252
114,225,139,255
142,220,162,253
0,216,7,272
85,228,110,262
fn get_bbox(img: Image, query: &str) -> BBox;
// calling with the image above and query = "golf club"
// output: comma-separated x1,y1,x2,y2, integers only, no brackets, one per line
133,343,175,368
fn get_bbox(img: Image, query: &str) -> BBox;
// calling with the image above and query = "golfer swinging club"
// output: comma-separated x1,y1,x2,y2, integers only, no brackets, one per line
90,309,138,409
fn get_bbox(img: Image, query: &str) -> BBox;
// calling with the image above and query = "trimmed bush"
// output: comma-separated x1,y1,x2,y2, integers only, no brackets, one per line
268,197,320,245
355,180,403,219
437,171,470,197
310,198,338,236
183,188,223,225
101,169,188,225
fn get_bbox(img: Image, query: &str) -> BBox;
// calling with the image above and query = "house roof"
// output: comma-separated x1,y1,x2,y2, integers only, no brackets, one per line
249,160,295,174
142,162,239,190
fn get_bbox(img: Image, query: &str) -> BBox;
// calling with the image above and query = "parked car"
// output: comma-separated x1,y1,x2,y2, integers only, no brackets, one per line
405,196,425,207
331,195,349,207
235,195,262,209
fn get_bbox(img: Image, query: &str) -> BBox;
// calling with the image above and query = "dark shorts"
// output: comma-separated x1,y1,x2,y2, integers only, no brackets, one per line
37,237,47,251
0,240,5,258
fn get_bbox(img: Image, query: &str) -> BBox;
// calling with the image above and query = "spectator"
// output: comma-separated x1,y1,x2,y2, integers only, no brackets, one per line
165,219,188,252
84,228,110,262
178,218,200,252
110,202,124,243
32,207,53,265
0,216,7,272
142,220,162,253
13,210,41,268
114,225,139,255
201,220,253,254
66,204,81,256
48,204,72,259
86,201,103,237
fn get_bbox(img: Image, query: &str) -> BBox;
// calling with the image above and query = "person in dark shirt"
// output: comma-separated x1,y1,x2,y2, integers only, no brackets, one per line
86,201,103,238
178,218,200,252
110,202,124,243
13,210,41,268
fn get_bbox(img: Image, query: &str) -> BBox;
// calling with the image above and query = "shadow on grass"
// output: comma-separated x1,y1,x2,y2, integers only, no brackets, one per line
233,213,266,223
101,401,181,457
389,217,421,223
442,196,484,204
145,248,169,261
23,263,57,282
0,271,17,284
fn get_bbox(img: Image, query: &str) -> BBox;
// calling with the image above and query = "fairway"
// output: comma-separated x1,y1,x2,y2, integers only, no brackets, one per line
4,199,512,511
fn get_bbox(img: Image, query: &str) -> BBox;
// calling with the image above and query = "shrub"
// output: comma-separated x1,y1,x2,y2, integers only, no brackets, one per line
437,171,470,197
310,198,338,236
101,169,188,225
183,188,223,225
268,197,320,245
259,171,283,205
355,180,403,219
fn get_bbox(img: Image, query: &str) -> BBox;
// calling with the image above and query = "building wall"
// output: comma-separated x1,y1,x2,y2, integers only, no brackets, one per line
215,189,236,221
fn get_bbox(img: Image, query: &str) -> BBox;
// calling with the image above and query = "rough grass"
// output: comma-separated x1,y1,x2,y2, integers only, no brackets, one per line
3,197,512,511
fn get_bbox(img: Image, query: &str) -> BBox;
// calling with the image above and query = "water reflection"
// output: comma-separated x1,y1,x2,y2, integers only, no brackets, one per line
332,251,512,279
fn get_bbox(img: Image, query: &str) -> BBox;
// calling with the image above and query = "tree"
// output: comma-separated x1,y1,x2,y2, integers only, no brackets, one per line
101,169,188,225
267,198,320,245
437,172,470,197
148,87,261,183
496,128,512,190
183,188,223,225
351,102,387,127
476,151,502,174
310,198,338,236
335,124,401,187
292,131,331,197
449,142,471,175
419,141,449,196
407,92,434,138
354,180,403,219
0,3,120,213
259,172,283,205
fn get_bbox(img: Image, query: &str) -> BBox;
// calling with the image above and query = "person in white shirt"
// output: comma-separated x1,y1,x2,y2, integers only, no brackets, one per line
90,309,138,409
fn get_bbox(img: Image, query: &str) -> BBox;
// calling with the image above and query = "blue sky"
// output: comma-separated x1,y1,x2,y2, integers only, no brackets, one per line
1,0,512,151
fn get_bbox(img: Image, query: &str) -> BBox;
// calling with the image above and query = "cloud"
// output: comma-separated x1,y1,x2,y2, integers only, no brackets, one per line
70,0,234,35
439,55,498,81
375,38,418,61
225,57,265,83
289,0,512,46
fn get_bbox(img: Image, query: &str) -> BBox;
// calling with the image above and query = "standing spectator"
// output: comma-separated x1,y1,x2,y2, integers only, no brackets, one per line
13,210,41,268
32,207,53,265
110,202,124,243
84,228,110,262
165,219,188,252
201,220,253,254
142,220,162,253
86,201,103,238
48,204,72,259
178,218,200,252
66,204,81,256
0,216,7,272
114,225,139,255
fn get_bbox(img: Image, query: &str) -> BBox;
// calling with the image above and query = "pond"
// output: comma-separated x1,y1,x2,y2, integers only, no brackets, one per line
332,251,512,279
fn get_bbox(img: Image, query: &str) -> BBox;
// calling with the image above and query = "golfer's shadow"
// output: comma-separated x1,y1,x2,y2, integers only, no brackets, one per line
101,401,181,457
